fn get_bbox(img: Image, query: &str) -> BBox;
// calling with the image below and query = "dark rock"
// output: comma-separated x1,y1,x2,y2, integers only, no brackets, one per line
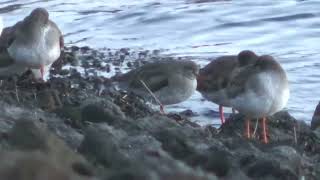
269,145,301,171
71,161,95,177
0,151,95,180
119,48,130,56
107,166,150,180
245,159,298,180
127,61,132,67
37,89,62,111
79,126,129,168
187,148,232,177
7,119,90,172
153,128,195,160
160,173,218,180
56,106,83,129
0,45,318,180
71,46,80,52
179,109,199,117
82,104,107,123
59,69,70,76
81,101,125,124
80,46,91,53
8,120,48,151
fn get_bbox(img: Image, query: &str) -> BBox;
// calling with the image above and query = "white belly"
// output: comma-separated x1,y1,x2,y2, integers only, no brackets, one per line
155,75,197,105
7,26,60,68
8,42,60,68
230,90,274,118
229,72,289,118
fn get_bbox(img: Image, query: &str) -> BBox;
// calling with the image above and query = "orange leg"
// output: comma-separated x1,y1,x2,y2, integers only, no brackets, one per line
261,117,269,144
219,105,225,124
245,118,251,139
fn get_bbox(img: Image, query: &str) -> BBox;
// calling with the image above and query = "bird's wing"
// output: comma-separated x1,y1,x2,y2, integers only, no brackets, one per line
130,67,169,93
0,20,24,49
226,64,261,99
0,48,15,67
48,21,64,50
0,27,14,48
0,25,17,67
198,56,238,92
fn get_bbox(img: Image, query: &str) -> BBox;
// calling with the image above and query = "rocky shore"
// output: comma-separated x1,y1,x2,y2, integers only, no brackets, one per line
0,46,319,180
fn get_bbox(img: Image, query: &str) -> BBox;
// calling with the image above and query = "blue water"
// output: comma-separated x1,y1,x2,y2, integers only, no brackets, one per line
1,0,320,125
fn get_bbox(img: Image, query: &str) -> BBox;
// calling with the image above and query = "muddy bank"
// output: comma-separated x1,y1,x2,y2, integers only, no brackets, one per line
0,46,319,180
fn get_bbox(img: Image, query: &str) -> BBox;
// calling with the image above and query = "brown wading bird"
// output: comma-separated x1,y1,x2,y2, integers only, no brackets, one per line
0,8,63,80
198,51,289,143
197,50,258,124
112,60,199,113
228,54,289,143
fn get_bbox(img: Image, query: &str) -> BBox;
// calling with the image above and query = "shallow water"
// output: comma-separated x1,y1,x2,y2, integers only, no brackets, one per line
2,0,320,125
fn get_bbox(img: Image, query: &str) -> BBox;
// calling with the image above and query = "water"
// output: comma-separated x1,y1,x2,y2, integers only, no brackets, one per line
1,0,320,125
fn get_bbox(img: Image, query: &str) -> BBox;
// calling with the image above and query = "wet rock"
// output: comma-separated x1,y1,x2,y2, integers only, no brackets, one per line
56,106,83,129
160,173,218,180
64,52,78,65
268,146,302,177
127,61,132,68
7,119,91,174
153,128,196,160
236,145,303,180
71,46,80,52
37,89,62,111
81,101,125,124
179,109,199,117
245,159,298,180
8,120,48,151
187,148,232,177
0,151,94,180
80,46,91,53
107,166,150,180
79,126,129,168
315,163,320,179
0,45,318,179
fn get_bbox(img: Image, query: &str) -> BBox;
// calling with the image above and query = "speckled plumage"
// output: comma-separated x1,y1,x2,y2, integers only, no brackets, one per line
114,60,199,105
